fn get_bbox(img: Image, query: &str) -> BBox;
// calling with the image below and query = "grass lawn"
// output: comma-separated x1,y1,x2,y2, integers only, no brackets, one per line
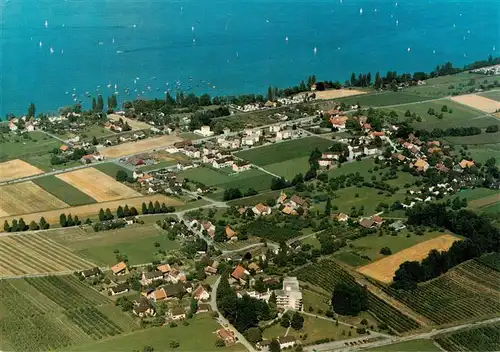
478,202,500,214
479,90,500,102
367,339,442,352
388,99,488,130
467,144,500,164
93,162,133,178
403,72,490,98
235,137,333,166
322,91,427,108
67,314,245,352
327,158,376,179
452,188,499,202
137,159,177,172
32,175,97,206
50,224,179,266
343,230,442,263
179,132,203,140
263,314,359,344
175,199,211,211
227,189,286,206
301,235,321,249
333,251,371,267
302,290,331,313
444,131,500,145
263,156,311,181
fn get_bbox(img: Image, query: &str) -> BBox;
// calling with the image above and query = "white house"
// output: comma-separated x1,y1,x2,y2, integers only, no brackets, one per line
242,135,259,146
318,159,332,168
192,285,210,301
213,157,234,169
364,146,379,156
269,125,281,133
232,162,251,172
276,129,292,141
278,336,297,349
252,203,272,216
183,146,201,158
275,277,302,311
322,152,340,160
194,125,214,137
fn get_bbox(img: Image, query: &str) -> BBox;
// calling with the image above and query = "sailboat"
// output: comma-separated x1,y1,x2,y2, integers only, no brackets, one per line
359,8,363,15
44,20,48,28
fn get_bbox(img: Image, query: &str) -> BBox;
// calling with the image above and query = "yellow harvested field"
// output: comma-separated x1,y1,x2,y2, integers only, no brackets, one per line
0,233,96,277
0,181,69,216
313,89,367,100
0,159,44,182
357,234,460,283
0,194,183,229
100,135,183,158
107,113,151,130
451,94,500,113
56,167,141,202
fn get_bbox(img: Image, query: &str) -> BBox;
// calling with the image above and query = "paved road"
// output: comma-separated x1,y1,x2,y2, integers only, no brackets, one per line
210,276,257,352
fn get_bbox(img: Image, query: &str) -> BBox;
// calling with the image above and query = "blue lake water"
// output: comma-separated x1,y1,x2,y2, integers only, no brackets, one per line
1,0,499,116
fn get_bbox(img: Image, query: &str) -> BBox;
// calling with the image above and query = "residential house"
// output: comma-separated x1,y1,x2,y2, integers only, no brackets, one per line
242,135,259,146
177,160,196,170
329,115,348,129
217,329,236,345
80,267,100,279
370,131,385,138
459,159,475,169
203,153,216,164
289,195,310,208
197,303,211,314
212,157,234,169
414,159,429,172
269,125,281,133
168,270,186,284
364,146,379,156
359,218,375,229
322,152,341,160
318,159,333,168
192,285,210,301
60,145,70,152
205,265,218,275
183,146,201,158
111,262,128,275
435,163,450,173
248,262,262,273
392,153,406,162
275,277,302,310
157,264,172,276
278,336,297,349
8,120,18,131
389,220,406,231
148,287,167,302
225,226,237,240
133,298,155,317
335,213,349,222
371,215,384,226
194,125,214,137
140,271,164,286
169,307,186,321
232,161,251,172
231,265,249,283
281,205,297,216
252,203,272,216
109,283,129,296
79,154,98,164
163,283,187,299
349,146,364,158
277,191,287,205
276,129,292,141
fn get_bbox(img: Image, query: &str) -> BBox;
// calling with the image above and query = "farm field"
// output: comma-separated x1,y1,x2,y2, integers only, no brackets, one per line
227,189,286,206
107,113,150,130
66,314,243,352
377,259,500,326
0,232,96,277
435,323,500,352
99,134,182,158
340,231,442,266
296,259,420,333
321,91,428,108
468,193,499,209
480,90,500,102
0,131,60,167
0,181,69,217
263,314,359,344
263,156,311,180
388,99,488,130
368,339,442,352
93,162,133,178
467,144,500,163
327,158,375,178
0,194,182,227
451,93,500,113
0,159,44,182
333,251,371,267
33,175,97,206
313,88,367,100
234,137,333,166
56,167,141,202
357,234,460,283
477,252,500,271
59,224,181,266
0,275,137,351
179,132,203,140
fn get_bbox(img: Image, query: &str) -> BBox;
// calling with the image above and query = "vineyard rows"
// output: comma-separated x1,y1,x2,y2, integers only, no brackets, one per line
0,233,95,277
296,259,420,333
435,323,500,352
25,275,109,310
476,252,500,272
66,307,124,340
376,260,500,325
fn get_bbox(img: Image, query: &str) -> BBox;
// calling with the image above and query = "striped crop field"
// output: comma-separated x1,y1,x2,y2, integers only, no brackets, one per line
0,233,96,277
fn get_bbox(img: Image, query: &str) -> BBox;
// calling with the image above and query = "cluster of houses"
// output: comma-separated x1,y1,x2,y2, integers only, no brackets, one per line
57,143,104,165
230,94,306,113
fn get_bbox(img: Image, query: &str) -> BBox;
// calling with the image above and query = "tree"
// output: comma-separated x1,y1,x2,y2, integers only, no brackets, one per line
117,206,124,218
350,72,357,86
98,208,105,221
280,313,290,328
92,136,99,145
269,339,281,352
92,98,97,111
74,215,80,225
374,72,382,89
27,102,36,118
380,247,392,255
215,339,226,348
324,197,332,216
148,201,155,214
142,202,148,215
254,278,266,293
190,298,198,314
116,169,128,182
66,214,74,226
245,327,262,343
11,220,18,232
29,221,39,231
105,208,114,220
291,312,304,330
60,213,67,227
143,346,154,352
110,94,118,109
39,217,48,229
3,220,10,232
96,95,104,112
331,282,369,316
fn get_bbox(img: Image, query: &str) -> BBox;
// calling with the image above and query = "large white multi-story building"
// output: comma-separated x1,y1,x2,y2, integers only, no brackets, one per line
275,277,302,311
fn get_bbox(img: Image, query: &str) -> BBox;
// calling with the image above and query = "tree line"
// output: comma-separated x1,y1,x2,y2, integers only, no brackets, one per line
392,203,500,290
3,217,49,232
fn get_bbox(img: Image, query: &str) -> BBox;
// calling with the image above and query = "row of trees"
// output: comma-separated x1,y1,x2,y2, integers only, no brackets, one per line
222,187,257,201
3,217,49,232
392,203,500,290
59,213,81,227
416,126,482,138
141,201,175,215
